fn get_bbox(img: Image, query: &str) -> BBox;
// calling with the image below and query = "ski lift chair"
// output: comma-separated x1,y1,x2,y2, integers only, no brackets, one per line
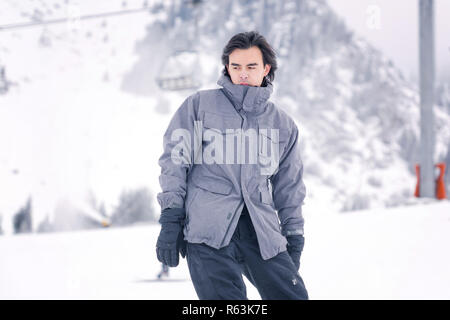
156,49,202,91
156,0,203,91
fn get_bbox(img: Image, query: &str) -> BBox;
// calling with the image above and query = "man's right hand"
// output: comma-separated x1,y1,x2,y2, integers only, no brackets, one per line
156,208,187,267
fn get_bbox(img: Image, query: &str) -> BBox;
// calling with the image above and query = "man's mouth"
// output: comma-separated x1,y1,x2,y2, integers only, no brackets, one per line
240,82,249,85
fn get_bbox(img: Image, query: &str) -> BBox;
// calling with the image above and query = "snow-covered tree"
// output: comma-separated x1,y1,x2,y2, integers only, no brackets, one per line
111,187,156,226
13,197,33,234
37,214,53,233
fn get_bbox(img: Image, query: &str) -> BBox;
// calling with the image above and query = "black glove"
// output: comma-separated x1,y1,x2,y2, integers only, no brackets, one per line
156,207,187,267
286,234,305,271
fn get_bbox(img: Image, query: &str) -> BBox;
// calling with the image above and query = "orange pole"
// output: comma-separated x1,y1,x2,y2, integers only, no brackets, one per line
415,164,420,197
435,163,447,200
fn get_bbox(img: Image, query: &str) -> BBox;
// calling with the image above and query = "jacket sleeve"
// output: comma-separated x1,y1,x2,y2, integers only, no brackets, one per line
156,93,199,212
270,122,306,236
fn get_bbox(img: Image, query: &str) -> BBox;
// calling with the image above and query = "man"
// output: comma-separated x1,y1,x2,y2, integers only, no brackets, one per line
156,31,308,300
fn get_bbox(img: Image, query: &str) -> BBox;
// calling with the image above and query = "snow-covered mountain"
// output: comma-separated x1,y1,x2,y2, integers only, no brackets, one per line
0,0,449,233
123,0,450,212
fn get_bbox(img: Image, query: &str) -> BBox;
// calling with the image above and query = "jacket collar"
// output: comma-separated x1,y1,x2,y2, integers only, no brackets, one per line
217,74,273,113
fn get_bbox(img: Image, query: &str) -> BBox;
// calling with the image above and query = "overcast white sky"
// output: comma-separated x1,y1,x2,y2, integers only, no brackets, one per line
327,0,450,82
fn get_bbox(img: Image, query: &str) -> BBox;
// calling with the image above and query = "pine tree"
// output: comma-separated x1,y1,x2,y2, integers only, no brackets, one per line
13,196,33,234
111,187,156,226
37,215,53,233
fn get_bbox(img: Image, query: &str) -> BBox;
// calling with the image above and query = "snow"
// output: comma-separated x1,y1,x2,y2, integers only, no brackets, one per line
1,0,450,300
302,200,450,299
0,0,182,233
1,200,449,299
2,0,449,235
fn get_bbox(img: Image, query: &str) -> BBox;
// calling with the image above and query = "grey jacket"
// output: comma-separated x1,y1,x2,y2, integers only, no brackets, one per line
157,74,306,260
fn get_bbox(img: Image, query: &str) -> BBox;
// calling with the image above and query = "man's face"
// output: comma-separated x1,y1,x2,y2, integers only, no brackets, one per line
226,46,271,87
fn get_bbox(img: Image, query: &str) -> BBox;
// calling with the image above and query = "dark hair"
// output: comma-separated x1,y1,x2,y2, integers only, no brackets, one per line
221,31,277,86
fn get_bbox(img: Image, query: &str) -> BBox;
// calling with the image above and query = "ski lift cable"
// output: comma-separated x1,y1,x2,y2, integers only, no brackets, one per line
0,7,151,32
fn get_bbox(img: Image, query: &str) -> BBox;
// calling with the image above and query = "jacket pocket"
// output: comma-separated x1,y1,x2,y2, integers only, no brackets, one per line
203,111,242,135
258,127,289,155
186,175,236,244
258,127,289,176
202,111,242,165
192,175,233,195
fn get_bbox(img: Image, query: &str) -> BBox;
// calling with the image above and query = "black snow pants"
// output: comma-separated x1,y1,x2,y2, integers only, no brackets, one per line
186,204,309,300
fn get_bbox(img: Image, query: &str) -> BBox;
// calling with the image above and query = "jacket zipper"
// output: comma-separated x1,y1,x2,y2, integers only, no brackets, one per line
219,199,244,247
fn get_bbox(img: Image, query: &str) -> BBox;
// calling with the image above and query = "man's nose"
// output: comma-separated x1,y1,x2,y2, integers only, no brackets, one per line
240,73,248,80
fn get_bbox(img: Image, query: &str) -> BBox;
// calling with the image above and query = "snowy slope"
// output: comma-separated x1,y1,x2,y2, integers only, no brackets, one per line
0,0,191,233
1,201,449,299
